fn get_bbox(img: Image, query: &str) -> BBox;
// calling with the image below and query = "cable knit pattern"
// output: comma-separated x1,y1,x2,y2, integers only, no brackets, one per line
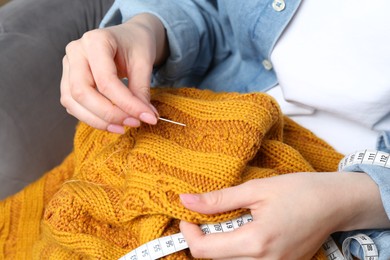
0,87,343,259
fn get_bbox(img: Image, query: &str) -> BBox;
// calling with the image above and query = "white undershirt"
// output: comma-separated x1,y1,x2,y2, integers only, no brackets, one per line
269,0,390,155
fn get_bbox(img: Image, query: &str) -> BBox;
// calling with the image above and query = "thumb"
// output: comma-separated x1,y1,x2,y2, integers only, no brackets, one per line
179,181,258,215
126,59,159,115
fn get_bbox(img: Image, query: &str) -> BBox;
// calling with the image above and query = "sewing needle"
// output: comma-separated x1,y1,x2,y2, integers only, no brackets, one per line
158,117,186,127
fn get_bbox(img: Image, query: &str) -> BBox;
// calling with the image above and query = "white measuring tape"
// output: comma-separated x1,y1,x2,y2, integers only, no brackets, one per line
338,149,390,171
342,234,378,260
118,214,378,260
119,150,387,260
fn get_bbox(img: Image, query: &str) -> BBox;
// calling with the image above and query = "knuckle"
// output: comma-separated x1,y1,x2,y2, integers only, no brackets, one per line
65,108,71,115
188,244,207,259
138,85,151,101
104,92,137,116
70,85,86,102
121,102,137,115
96,78,111,94
204,190,224,207
65,40,78,54
83,118,108,131
81,30,96,43
246,231,271,257
65,108,75,117
249,239,267,257
90,121,107,131
81,29,110,47
62,56,68,66
101,108,117,123
59,96,68,107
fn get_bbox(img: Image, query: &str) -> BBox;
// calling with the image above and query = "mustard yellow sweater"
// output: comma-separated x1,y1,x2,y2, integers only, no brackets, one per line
0,87,343,259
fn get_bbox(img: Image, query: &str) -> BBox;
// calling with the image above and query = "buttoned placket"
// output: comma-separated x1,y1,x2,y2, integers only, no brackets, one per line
272,0,286,12
262,0,286,71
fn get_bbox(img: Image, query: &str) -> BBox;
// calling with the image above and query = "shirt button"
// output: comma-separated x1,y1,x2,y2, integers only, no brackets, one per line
262,59,273,70
272,0,286,12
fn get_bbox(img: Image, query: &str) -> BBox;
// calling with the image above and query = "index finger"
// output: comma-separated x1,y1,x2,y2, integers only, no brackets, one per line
65,42,130,125
84,35,157,124
180,180,262,215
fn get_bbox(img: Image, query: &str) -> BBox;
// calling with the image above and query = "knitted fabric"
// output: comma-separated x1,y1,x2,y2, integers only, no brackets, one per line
0,87,343,259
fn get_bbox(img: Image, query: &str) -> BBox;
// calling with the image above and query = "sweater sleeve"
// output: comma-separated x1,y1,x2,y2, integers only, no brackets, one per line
99,0,226,86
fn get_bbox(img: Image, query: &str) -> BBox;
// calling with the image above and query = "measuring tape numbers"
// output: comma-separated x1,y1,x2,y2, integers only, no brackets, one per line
338,150,390,171
119,214,379,260
342,234,378,260
119,214,253,260
119,150,387,260
119,213,377,260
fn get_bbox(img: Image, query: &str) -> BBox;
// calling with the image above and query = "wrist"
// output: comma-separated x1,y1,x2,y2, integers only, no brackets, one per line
331,172,390,232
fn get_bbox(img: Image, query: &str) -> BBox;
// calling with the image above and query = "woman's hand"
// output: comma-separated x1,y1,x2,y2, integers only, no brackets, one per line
60,14,169,133
179,172,389,259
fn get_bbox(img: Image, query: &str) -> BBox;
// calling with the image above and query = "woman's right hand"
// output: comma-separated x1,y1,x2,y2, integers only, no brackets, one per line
60,14,169,133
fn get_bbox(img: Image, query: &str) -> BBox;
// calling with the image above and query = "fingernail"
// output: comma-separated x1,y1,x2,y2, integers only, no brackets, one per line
179,194,200,204
123,117,141,127
139,112,158,125
150,104,159,117
107,124,125,134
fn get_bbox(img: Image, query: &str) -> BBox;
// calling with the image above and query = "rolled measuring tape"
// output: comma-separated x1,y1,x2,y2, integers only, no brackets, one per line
119,150,386,260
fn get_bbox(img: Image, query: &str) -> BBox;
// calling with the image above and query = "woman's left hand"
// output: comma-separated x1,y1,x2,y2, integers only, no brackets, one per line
179,171,388,259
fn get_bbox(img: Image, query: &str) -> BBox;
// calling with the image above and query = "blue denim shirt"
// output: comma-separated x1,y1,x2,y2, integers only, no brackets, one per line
100,0,301,92
100,1,390,258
